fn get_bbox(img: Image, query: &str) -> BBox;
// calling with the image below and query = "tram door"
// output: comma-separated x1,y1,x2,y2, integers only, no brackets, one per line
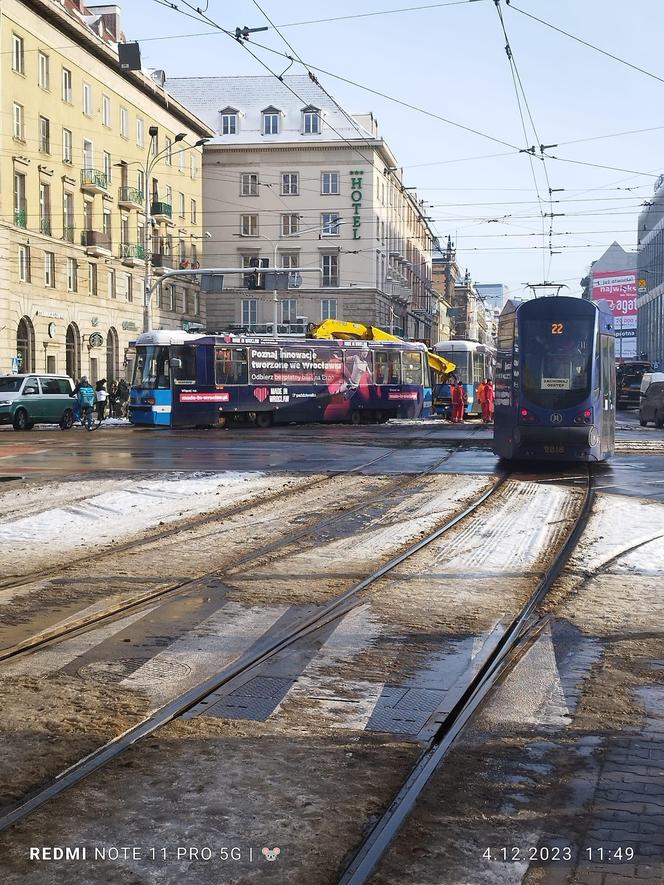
601,334,616,453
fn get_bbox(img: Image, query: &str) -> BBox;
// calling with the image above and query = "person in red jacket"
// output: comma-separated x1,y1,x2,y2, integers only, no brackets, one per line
483,379,495,423
451,380,466,423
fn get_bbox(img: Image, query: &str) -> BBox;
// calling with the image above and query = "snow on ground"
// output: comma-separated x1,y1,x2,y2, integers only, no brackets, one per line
0,471,276,574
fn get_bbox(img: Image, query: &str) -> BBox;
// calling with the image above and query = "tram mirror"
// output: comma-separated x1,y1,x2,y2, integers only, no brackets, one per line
170,358,183,369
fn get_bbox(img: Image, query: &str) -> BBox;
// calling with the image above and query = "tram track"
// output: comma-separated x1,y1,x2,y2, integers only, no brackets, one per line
0,440,484,664
0,466,508,835
336,466,595,884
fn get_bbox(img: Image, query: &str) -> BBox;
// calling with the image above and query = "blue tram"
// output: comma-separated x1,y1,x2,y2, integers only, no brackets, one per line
129,330,432,428
493,296,615,462
431,340,496,418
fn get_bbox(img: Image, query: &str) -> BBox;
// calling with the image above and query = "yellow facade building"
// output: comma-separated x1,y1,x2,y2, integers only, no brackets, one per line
0,0,213,380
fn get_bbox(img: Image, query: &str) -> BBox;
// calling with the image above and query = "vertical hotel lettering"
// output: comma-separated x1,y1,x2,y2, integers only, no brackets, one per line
350,170,364,239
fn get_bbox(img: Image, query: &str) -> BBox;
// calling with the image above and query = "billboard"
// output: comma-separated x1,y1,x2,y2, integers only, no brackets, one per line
591,270,637,358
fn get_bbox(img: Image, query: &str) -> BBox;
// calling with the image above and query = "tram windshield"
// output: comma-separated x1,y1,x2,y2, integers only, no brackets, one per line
132,345,171,390
521,318,594,408
436,351,469,383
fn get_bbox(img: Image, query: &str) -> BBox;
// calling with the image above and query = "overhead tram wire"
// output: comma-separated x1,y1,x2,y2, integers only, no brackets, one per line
506,2,664,88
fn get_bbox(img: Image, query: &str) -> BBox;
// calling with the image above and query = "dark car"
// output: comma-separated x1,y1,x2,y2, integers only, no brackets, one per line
639,381,664,428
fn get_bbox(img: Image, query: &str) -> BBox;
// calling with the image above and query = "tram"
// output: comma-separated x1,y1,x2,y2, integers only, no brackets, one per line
129,330,432,428
431,340,496,417
493,296,615,462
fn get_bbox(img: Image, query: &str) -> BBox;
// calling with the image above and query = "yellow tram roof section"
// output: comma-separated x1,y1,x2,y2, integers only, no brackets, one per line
308,321,456,374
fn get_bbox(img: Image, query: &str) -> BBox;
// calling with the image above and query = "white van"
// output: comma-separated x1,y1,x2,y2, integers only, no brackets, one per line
640,372,664,397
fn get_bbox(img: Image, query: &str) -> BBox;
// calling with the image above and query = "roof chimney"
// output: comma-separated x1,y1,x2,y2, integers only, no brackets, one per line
86,5,123,42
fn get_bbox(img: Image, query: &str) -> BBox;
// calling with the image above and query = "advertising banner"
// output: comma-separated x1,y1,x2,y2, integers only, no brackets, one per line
591,269,637,358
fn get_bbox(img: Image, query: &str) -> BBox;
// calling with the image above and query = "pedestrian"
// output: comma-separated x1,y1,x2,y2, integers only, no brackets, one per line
483,379,495,423
117,378,129,418
476,378,486,419
108,381,119,418
451,380,466,424
95,378,108,422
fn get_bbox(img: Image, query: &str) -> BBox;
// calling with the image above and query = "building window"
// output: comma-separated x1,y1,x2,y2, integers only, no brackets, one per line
126,274,133,302
281,299,297,324
108,269,116,299
281,253,299,268
321,298,337,320
39,183,51,235
102,94,111,127
281,173,299,196
321,213,341,236
221,112,237,135
83,82,92,116
120,107,128,138
190,153,198,179
262,109,280,135
322,254,339,287
88,263,98,296
12,33,24,74
178,192,186,217
302,108,321,134
38,52,50,90
178,238,186,264
165,136,172,165
44,252,55,287
83,138,93,171
13,103,24,141
14,170,27,226
62,67,72,103
136,169,145,197
241,173,259,196
103,151,112,184
191,199,197,223
281,214,299,236
241,214,258,236
63,128,73,164
103,209,112,237
321,171,340,194
39,116,50,153
18,245,30,282
67,258,77,292
178,148,186,172
242,299,257,327
136,118,144,148
63,192,74,240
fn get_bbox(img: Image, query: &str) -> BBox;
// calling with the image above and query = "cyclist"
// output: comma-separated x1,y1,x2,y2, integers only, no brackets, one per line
70,376,96,428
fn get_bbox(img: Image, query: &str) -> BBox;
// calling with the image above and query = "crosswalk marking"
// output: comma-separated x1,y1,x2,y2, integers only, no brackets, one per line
121,602,288,708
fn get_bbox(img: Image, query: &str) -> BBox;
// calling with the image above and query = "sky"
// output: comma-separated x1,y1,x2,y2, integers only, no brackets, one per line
120,0,664,297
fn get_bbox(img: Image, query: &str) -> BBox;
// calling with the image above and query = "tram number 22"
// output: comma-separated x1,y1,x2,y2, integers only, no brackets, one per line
551,323,564,334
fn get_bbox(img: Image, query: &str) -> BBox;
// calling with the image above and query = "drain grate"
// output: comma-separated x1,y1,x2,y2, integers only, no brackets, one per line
183,675,294,720
366,685,448,736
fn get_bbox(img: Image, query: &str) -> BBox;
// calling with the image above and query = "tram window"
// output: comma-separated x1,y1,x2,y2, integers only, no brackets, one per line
133,346,170,389
472,352,484,383
215,347,248,385
170,345,197,383
521,318,593,408
343,349,373,387
374,351,401,384
403,351,423,385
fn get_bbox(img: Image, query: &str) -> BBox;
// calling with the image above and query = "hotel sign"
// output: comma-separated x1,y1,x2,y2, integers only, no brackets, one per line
350,170,364,240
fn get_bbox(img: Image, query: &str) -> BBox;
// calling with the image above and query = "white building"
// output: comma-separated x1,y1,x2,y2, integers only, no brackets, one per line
168,76,437,340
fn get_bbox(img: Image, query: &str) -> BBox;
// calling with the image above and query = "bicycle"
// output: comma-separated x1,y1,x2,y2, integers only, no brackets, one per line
80,404,102,431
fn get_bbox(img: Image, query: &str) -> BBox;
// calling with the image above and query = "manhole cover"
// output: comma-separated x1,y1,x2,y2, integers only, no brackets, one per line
78,656,191,684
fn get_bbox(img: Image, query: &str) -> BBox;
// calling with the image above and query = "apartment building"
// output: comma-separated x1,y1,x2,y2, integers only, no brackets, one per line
168,76,438,341
1,0,213,380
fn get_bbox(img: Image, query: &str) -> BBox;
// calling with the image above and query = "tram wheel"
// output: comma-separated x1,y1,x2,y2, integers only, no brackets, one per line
255,411,273,429
639,417,648,427
350,410,362,426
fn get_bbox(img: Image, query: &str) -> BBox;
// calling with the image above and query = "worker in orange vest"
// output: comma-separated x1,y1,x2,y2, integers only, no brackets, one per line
451,381,466,423
483,379,495,423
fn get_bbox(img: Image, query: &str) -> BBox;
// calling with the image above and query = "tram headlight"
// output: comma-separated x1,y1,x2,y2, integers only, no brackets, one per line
574,408,593,425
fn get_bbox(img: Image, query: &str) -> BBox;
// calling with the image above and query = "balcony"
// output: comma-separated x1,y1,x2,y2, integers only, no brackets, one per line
81,168,108,194
119,242,146,267
81,229,112,257
118,186,144,210
150,201,172,224
151,252,174,275
14,208,27,228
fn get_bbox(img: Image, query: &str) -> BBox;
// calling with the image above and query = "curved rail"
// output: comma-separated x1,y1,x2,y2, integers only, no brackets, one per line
0,472,508,835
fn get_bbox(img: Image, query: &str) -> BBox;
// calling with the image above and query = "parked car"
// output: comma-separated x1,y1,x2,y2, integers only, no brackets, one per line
0,374,75,431
639,381,664,428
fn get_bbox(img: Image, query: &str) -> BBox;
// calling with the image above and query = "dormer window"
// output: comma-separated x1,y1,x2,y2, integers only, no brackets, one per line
220,107,238,136
262,107,281,135
302,106,321,135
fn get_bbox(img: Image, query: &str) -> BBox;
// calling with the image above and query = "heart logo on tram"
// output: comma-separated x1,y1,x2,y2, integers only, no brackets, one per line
253,386,270,403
